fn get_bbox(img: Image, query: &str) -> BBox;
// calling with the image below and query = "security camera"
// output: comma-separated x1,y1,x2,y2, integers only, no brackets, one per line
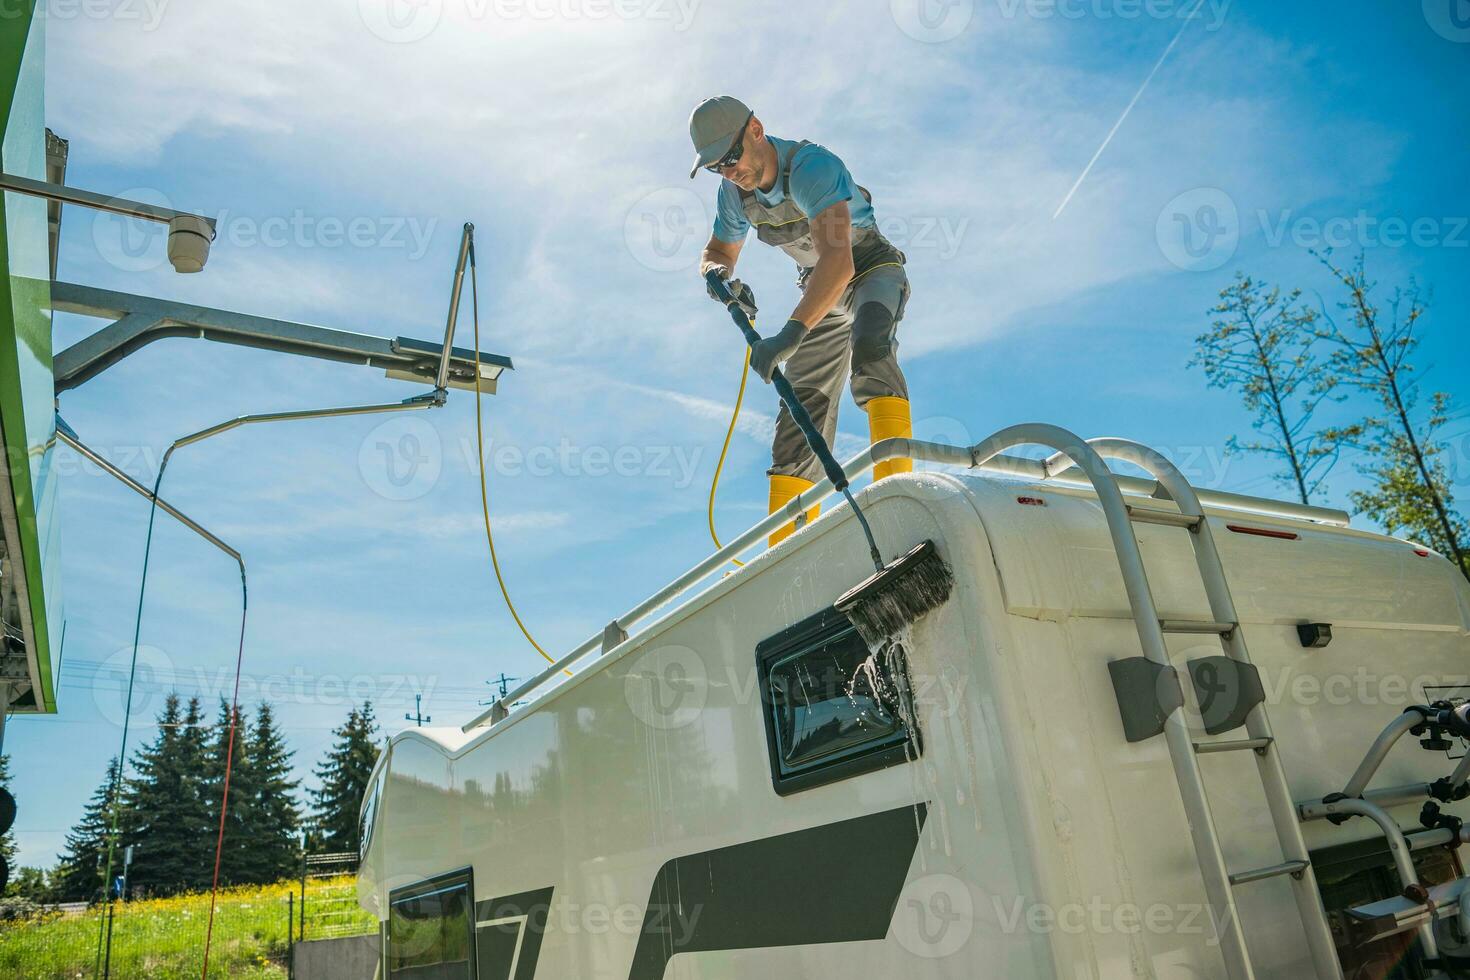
167,214,215,273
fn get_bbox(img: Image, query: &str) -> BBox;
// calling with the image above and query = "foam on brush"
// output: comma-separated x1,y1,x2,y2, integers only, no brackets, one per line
835,540,955,648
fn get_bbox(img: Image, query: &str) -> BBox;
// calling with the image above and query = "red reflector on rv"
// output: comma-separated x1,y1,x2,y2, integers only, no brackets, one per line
1016,496,1046,506
1414,549,1431,557
1226,524,1299,541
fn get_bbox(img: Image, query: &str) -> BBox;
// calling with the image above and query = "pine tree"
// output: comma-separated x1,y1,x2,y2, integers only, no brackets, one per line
248,702,301,883
55,757,122,902
310,702,381,853
203,699,255,886
120,695,215,895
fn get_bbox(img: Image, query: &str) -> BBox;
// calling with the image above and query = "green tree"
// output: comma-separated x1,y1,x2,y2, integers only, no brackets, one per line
1191,273,1356,504
120,694,215,894
0,753,15,871
55,756,122,901
246,702,301,882
1315,253,1469,578
203,699,255,886
5,865,54,902
200,700,304,886
310,702,380,852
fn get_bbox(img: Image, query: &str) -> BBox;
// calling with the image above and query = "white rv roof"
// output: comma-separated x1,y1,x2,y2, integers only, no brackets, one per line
400,470,1468,760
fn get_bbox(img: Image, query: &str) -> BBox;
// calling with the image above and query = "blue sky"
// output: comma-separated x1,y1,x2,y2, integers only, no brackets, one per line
9,0,1468,868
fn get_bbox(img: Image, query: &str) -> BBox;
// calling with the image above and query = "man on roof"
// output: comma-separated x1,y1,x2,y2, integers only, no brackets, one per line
690,95,914,546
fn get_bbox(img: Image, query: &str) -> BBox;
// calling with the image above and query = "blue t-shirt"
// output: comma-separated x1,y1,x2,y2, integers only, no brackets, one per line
711,136,877,244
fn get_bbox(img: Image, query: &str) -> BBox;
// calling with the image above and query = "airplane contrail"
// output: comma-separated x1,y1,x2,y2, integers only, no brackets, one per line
1052,0,1207,219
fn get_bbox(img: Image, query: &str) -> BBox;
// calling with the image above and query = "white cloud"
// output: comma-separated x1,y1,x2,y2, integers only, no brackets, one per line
46,0,1398,370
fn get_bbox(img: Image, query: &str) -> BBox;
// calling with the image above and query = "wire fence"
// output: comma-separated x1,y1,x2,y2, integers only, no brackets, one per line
0,875,376,979
298,852,374,943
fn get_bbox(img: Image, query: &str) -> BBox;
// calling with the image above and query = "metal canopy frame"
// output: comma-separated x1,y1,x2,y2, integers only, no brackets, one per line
46,279,513,394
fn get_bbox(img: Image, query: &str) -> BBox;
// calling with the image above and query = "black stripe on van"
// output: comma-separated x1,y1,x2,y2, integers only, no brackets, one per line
474,886,554,980
626,802,929,978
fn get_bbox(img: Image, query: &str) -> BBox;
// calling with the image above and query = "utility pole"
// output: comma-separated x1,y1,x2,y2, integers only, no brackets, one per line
484,673,518,704
405,694,431,727
121,845,134,900
298,830,308,941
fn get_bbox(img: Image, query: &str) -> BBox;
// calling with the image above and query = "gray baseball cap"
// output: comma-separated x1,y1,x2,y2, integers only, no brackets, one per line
688,96,752,178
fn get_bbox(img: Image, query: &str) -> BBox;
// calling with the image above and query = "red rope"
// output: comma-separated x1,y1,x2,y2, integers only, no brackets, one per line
200,572,247,979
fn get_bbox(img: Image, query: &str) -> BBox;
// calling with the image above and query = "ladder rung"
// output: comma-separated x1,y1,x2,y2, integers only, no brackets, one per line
1229,859,1309,886
1194,736,1273,755
1161,619,1236,636
1126,504,1201,530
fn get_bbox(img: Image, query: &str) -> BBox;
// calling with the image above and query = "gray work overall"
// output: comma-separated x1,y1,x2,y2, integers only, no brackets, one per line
740,141,911,483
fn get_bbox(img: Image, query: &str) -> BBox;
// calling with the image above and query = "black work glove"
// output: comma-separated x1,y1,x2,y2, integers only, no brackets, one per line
706,267,757,318
750,319,806,383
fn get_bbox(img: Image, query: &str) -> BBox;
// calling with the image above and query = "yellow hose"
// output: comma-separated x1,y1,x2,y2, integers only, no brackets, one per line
708,346,751,567
468,246,567,672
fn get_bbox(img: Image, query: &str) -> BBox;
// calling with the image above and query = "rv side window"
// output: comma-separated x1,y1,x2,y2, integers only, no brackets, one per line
756,607,921,795
387,870,475,980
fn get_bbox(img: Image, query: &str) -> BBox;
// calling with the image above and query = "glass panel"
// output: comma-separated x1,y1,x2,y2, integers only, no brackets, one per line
358,769,382,860
0,5,61,710
387,880,474,980
766,627,909,777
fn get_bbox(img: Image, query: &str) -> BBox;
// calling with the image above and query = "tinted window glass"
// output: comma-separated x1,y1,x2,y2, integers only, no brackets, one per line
757,609,920,794
388,876,474,980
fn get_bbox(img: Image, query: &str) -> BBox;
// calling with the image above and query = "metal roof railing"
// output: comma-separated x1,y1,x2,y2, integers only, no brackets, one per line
462,430,1350,734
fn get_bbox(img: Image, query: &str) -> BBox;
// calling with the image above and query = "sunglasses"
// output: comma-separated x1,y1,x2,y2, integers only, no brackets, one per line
705,112,754,173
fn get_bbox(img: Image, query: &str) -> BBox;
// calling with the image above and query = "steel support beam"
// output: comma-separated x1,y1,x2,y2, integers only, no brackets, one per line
47,281,513,394
0,172,216,230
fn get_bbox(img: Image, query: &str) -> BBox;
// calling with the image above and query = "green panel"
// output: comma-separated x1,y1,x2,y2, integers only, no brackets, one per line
0,0,58,712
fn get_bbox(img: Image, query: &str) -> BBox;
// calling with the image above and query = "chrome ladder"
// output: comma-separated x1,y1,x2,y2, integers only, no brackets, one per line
968,425,1343,980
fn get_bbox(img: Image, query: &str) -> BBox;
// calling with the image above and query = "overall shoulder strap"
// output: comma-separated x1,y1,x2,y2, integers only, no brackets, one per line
781,140,813,200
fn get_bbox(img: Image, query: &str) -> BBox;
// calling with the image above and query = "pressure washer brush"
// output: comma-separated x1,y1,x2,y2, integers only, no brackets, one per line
706,270,954,647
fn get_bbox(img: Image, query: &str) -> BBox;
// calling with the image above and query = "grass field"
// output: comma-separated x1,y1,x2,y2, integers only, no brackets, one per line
0,877,376,979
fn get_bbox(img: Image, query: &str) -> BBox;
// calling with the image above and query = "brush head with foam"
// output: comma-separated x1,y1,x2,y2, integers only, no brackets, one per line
834,539,954,648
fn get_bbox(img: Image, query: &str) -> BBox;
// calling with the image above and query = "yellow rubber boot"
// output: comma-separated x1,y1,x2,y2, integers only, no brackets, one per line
768,474,820,547
868,396,914,480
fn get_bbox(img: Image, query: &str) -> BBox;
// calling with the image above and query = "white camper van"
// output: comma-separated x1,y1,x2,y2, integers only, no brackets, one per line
356,425,1470,979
